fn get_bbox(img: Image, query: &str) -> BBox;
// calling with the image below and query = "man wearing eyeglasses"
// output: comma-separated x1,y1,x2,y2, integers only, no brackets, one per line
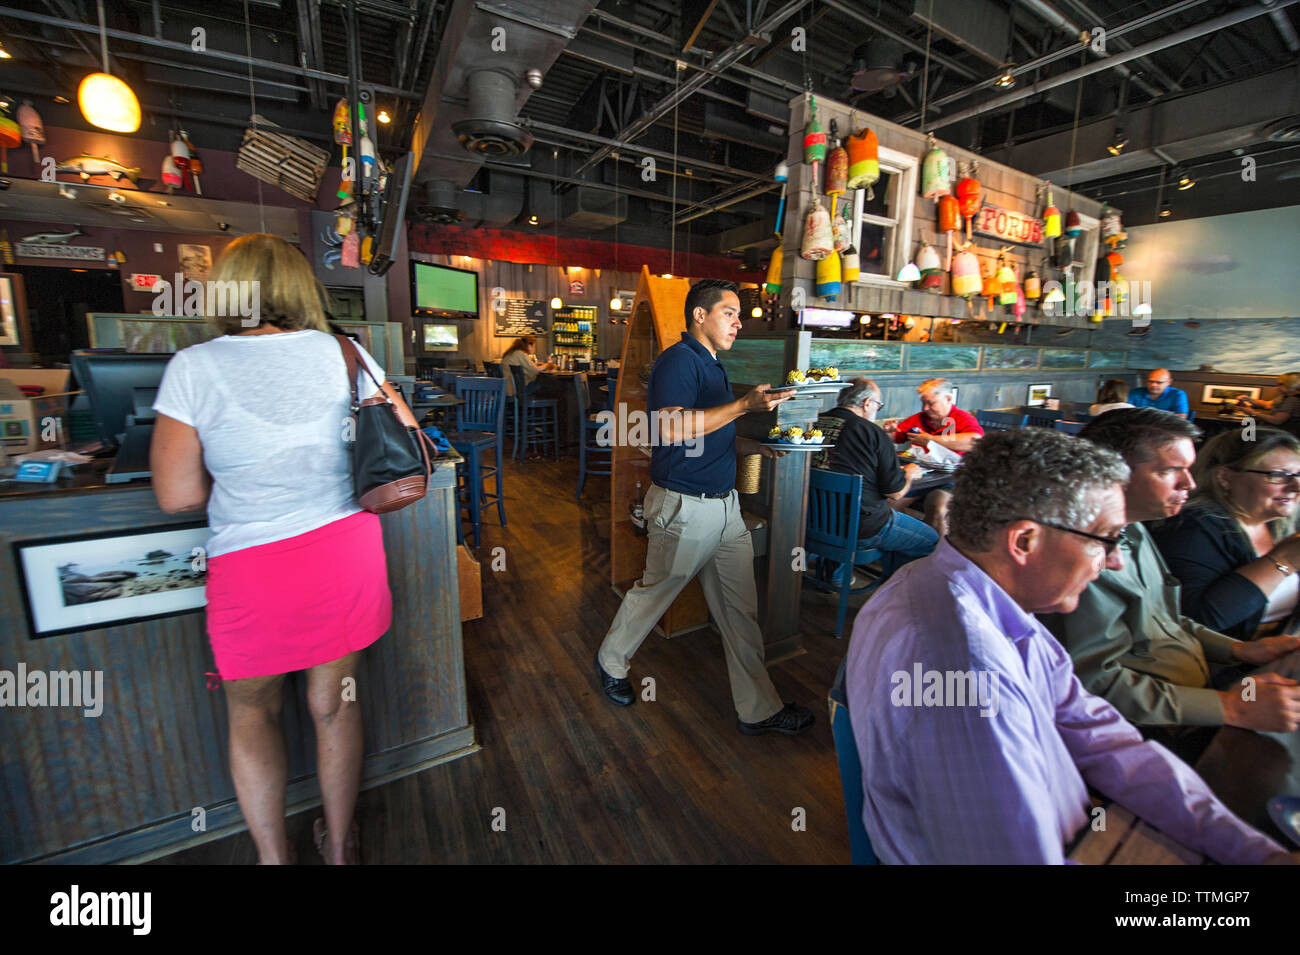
845,428,1294,863
1127,368,1190,419
812,378,937,587
1042,409,1300,749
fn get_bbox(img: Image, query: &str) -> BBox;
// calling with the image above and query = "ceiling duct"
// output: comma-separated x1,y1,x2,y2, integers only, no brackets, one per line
560,187,627,229
452,69,536,158
910,0,1010,67
417,174,526,226
850,38,917,95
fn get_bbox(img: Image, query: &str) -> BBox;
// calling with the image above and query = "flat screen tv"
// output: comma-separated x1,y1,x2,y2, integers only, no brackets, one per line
411,261,479,318
800,307,854,329
422,323,459,352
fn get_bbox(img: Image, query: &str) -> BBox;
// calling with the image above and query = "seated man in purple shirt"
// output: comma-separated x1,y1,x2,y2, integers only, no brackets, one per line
845,428,1294,864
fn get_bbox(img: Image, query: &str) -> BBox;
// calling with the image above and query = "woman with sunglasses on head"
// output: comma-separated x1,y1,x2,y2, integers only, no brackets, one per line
1151,428,1300,640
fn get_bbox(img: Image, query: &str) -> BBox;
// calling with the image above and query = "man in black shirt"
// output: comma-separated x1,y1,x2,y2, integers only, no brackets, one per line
814,378,939,584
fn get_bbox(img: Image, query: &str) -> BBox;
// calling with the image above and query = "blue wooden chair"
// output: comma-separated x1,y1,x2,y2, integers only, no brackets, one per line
509,365,559,461
1024,408,1063,428
804,469,885,639
574,374,612,498
447,376,507,547
829,655,878,865
1053,419,1086,435
975,410,1029,431
604,367,619,412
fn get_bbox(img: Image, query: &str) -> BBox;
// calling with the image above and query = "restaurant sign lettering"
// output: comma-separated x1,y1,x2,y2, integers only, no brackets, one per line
16,243,105,261
973,204,1044,245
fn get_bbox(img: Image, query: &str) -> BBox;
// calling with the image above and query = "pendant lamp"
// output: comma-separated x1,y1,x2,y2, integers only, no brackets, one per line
79,0,141,133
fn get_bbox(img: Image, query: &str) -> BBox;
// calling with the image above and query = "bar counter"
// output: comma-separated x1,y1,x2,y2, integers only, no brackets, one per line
0,454,475,864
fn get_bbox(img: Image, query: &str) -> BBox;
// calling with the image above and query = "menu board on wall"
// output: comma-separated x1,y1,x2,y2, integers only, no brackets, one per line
495,298,549,338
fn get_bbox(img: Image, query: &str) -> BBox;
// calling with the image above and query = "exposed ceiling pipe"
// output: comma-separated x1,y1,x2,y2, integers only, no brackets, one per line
674,178,778,225
1051,0,1196,92
1263,0,1300,51
1017,0,1165,99
525,120,756,180
0,6,424,99
933,0,1300,131
571,0,814,179
894,0,1213,126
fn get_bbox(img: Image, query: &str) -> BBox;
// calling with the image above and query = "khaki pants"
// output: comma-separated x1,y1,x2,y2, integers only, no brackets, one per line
597,484,783,724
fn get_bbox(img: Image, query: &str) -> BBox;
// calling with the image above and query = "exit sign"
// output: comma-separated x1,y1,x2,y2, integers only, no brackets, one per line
129,273,163,291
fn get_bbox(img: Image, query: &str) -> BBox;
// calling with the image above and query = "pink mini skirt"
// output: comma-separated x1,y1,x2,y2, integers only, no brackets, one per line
205,512,392,680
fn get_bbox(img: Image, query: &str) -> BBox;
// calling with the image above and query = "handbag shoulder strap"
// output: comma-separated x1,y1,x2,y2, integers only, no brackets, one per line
334,333,385,404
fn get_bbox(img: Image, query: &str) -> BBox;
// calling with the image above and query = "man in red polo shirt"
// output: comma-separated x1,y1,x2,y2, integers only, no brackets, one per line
884,378,984,536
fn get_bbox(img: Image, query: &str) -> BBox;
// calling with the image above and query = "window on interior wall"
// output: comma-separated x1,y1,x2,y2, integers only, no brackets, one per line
850,144,918,286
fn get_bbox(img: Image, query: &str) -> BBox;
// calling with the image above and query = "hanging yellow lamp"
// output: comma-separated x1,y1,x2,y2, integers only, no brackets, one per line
79,2,140,133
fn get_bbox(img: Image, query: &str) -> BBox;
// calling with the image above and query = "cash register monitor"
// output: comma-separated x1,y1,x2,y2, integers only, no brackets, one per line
70,351,170,483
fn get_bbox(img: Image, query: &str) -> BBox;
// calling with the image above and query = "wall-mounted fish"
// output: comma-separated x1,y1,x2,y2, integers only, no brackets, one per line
55,154,141,184
19,227,84,244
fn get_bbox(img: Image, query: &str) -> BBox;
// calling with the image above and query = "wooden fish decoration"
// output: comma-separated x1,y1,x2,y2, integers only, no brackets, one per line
20,227,85,244
55,154,141,184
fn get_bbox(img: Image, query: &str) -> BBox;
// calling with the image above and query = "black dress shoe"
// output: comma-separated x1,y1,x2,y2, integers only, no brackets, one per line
595,653,634,706
738,702,815,736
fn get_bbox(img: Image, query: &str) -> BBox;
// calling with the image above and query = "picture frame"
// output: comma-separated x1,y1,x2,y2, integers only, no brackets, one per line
13,523,210,639
1201,384,1261,405
1027,383,1053,407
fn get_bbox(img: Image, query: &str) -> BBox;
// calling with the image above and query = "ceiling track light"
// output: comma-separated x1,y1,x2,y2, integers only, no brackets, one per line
1176,171,1196,190
1106,129,1127,156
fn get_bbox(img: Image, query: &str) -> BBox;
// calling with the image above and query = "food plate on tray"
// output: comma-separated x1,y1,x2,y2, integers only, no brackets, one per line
763,441,837,451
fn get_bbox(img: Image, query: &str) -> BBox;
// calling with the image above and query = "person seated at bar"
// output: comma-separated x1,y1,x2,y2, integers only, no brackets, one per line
1089,377,1135,417
1041,410,1300,742
1150,428,1300,640
151,234,420,865
882,377,984,537
846,428,1294,864
595,279,815,736
501,335,555,398
1234,372,1300,437
812,377,937,587
1127,368,1189,418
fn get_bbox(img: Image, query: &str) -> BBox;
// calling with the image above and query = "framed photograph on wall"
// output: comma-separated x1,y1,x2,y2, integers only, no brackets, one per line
1027,383,1053,407
13,523,210,639
1201,384,1261,405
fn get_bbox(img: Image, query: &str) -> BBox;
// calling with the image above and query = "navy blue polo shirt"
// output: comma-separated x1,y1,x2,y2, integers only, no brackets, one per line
648,332,737,495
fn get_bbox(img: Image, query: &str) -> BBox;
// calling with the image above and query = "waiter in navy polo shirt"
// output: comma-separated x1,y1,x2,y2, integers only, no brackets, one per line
595,279,815,735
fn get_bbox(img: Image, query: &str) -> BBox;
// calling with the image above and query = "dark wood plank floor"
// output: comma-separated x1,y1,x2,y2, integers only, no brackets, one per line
153,453,871,864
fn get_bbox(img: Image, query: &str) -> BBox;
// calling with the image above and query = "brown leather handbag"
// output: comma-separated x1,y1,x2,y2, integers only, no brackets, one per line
335,334,437,513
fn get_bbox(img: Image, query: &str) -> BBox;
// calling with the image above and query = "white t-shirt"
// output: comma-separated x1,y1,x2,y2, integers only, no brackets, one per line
501,349,539,396
153,329,386,558
1089,401,1135,417
1262,572,1299,623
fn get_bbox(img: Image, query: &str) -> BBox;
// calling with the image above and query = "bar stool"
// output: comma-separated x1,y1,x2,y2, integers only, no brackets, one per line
447,376,507,548
574,374,612,498
509,365,559,461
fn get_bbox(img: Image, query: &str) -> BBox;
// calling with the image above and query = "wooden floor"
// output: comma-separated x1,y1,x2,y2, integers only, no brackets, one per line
153,452,871,864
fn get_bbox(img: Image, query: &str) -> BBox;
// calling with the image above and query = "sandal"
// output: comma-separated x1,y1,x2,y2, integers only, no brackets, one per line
313,816,361,865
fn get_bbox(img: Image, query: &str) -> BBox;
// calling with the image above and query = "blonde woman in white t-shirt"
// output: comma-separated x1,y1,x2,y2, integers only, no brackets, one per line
1089,378,1136,418
151,234,417,865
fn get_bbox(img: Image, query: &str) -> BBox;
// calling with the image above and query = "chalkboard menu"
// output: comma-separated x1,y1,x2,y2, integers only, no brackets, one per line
495,298,549,337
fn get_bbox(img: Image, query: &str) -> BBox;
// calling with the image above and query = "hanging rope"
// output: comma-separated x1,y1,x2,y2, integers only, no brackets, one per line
919,0,934,134
670,64,680,277
243,0,266,233
1064,48,1086,196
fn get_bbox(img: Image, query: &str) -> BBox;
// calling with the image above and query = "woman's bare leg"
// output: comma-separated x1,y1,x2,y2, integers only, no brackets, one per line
223,673,290,864
306,651,364,864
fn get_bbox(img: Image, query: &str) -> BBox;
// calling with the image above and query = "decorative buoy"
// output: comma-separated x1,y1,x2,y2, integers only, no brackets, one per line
1042,188,1061,239
950,246,981,298
825,120,847,201
1065,209,1082,237
815,251,842,301
921,132,951,199
1024,269,1041,301
918,242,943,291
803,96,827,189
842,245,860,283
764,244,783,295
954,162,982,240
800,198,833,261
845,127,879,195
996,253,1017,306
